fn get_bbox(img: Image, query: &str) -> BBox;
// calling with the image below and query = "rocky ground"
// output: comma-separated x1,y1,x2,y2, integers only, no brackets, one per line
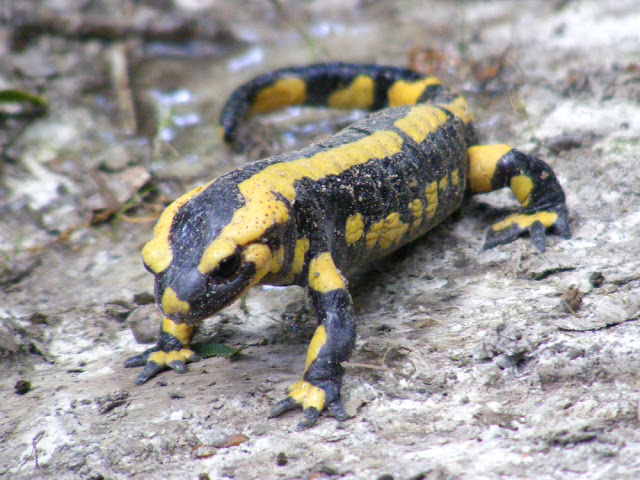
2,1,640,479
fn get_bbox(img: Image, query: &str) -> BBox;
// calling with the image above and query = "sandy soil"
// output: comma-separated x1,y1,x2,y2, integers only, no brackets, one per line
2,1,640,479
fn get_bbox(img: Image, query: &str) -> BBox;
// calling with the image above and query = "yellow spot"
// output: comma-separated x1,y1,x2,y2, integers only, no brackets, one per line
147,347,196,367
291,238,310,275
491,211,559,232
162,316,194,345
388,77,442,107
271,246,285,273
365,219,383,249
201,130,405,275
425,181,438,218
142,182,213,274
287,380,326,412
328,75,375,110
408,199,423,219
393,104,450,144
441,95,474,123
451,168,460,186
198,236,238,275
510,175,534,207
282,238,309,284
308,253,346,293
468,144,512,193
161,287,190,316
250,77,306,113
345,213,364,245
439,175,448,191
148,351,166,365
243,243,273,287
304,325,327,372
378,212,409,250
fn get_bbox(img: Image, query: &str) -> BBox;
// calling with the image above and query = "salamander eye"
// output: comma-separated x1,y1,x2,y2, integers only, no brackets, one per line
212,252,242,279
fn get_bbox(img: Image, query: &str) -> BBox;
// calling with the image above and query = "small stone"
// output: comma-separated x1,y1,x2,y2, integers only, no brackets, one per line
95,391,129,414
15,379,32,395
218,434,249,448
562,286,583,313
127,305,163,344
191,445,217,459
105,303,132,321
133,292,156,305
276,452,288,466
589,271,605,288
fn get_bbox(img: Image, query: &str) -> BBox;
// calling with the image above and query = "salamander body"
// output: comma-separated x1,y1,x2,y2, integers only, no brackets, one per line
126,63,570,429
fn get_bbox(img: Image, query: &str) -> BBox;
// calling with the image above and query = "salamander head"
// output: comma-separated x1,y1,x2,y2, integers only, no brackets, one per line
148,240,273,323
141,179,288,323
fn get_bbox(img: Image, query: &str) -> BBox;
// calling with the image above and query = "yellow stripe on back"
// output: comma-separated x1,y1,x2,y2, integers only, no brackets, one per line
393,104,450,144
199,130,404,273
249,129,404,200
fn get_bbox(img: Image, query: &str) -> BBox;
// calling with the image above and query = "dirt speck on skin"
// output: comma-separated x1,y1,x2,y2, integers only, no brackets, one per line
2,1,640,479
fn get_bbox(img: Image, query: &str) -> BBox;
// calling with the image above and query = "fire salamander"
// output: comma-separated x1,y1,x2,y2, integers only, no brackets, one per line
125,63,570,429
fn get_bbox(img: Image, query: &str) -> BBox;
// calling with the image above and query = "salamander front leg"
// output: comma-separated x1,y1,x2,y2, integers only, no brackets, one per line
270,253,356,430
124,317,199,384
468,144,571,252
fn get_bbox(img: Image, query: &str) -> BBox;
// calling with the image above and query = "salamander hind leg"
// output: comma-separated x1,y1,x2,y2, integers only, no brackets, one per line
124,317,199,385
468,144,570,252
270,252,356,430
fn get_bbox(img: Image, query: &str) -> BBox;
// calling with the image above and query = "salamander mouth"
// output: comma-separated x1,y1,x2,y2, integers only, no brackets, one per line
157,262,256,323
